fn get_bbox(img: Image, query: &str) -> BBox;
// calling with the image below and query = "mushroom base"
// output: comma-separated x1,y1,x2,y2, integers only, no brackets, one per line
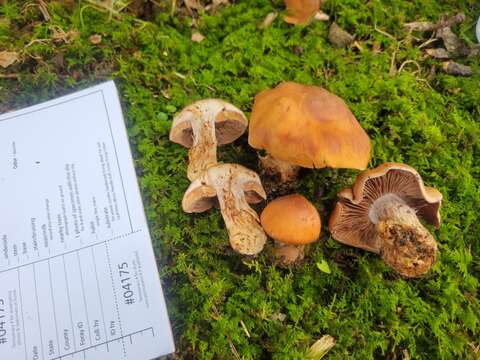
259,154,301,184
372,196,437,277
272,242,305,266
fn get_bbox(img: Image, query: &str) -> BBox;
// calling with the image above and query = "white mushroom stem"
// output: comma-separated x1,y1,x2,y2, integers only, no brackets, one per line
259,154,301,183
205,165,267,255
187,108,218,181
368,194,437,277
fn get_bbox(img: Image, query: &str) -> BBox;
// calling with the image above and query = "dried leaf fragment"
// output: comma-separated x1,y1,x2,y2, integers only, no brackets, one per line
328,22,354,47
306,335,336,359
50,27,79,43
313,10,329,21
260,11,278,28
0,51,19,68
404,12,465,32
89,34,102,44
426,48,450,59
270,312,287,322
404,21,435,32
205,0,229,11
436,27,469,57
191,31,205,43
442,61,472,76
184,0,203,10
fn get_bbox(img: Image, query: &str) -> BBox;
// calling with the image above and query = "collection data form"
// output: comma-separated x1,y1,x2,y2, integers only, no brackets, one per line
0,81,175,360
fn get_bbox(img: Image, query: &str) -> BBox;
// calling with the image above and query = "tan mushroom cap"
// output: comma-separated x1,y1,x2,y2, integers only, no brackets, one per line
328,162,442,253
182,174,266,213
284,0,320,25
170,99,248,147
260,194,321,245
248,82,371,170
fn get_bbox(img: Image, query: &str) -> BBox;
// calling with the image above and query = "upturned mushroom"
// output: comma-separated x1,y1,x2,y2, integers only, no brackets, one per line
329,163,442,278
248,82,371,183
261,194,321,265
182,163,267,255
170,99,248,181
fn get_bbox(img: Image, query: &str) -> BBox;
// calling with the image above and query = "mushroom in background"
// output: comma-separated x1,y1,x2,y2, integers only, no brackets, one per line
284,0,329,25
248,82,371,185
261,194,321,265
329,163,442,278
182,163,267,256
169,99,248,181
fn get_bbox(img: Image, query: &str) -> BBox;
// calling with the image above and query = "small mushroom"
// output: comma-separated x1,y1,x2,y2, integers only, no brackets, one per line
182,163,267,255
170,99,248,181
329,163,442,278
284,0,328,25
248,82,371,184
261,194,321,265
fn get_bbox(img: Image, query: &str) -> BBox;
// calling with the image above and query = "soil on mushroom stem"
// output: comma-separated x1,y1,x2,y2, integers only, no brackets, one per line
1,0,479,358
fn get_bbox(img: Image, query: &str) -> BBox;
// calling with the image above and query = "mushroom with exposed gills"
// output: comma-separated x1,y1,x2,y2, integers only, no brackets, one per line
329,162,442,278
182,163,267,255
170,99,248,181
261,194,321,265
248,82,371,184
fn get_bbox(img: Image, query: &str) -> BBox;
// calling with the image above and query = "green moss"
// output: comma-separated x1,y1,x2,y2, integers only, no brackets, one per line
1,0,479,358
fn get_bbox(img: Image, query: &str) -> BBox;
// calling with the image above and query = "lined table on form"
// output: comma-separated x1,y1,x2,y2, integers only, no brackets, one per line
0,81,174,360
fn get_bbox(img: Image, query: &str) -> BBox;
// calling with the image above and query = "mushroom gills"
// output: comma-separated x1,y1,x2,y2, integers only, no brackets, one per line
369,193,437,277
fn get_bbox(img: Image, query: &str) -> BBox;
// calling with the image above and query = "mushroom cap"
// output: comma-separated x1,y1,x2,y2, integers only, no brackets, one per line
328,162,442,253
182,164,266,213
260,194,321,245
170,99,248,148
248,82,371,170
284,0,320,25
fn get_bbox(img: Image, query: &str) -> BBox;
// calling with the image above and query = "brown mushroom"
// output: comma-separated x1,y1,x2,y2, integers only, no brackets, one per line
329,162,442,278
170,99,248,181
248,82,371,184
261,194,321,265
182,163,267,255
284,0,329,25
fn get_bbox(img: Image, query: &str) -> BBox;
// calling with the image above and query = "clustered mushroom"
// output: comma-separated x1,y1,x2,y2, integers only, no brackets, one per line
170,83,443,277
248,82,371,184
170,100,268,256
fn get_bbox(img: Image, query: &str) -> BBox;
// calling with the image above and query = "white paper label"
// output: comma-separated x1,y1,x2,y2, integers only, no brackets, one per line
0,81,175,360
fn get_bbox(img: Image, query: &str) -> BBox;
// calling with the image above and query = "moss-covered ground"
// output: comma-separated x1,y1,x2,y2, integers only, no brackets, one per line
1,1,479,358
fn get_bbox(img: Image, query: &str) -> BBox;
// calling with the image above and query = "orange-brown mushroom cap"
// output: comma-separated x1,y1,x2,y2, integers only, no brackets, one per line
284,0,320,25
260,194,321,245
328,162,442,253
248,82,371,170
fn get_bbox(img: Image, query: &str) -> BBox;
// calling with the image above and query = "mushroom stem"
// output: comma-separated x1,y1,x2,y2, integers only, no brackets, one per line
272,242,305,266
207,165,267,255
369,194,437,277
187,111,218,181
259,154,301,183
